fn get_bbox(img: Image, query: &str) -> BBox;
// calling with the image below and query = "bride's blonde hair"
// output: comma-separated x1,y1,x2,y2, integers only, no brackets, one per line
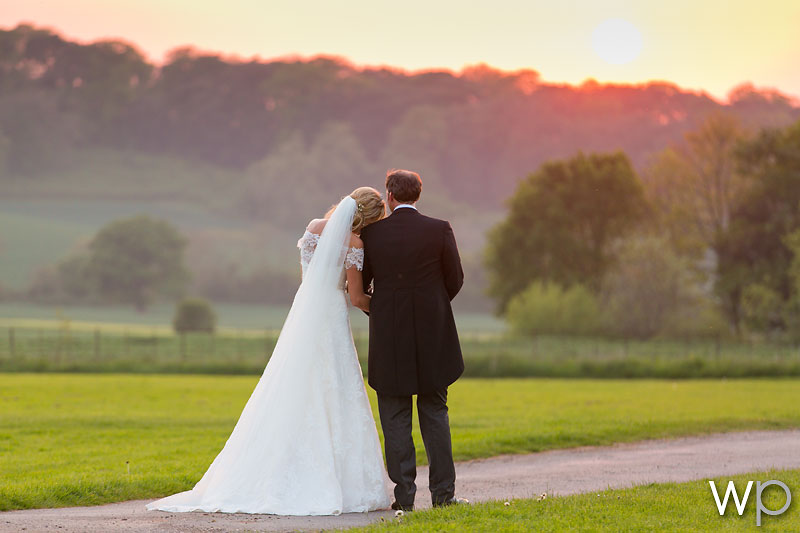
325,187,386,233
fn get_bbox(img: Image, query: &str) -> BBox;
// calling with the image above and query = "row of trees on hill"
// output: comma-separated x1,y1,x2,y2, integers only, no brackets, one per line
486,116,800,341
2,24,799,215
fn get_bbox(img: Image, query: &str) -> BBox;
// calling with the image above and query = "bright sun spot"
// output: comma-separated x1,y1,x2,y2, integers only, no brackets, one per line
591,18,643,65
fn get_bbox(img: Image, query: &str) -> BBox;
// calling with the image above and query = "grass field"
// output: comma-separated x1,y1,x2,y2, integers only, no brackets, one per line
2,374,800,511
356,469,800,532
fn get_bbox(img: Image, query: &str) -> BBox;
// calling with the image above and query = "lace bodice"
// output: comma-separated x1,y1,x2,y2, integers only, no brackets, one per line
297,230,364,271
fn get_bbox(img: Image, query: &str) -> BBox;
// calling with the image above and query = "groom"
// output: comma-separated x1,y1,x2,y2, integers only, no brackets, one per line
360,169,466,511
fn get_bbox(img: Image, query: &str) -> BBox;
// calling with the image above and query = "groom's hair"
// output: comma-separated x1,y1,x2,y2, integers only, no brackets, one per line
386,169,422,203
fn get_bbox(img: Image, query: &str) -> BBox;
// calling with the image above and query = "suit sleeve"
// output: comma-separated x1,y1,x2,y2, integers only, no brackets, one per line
361,242,373,294
442,221,464,300
361,237,373,316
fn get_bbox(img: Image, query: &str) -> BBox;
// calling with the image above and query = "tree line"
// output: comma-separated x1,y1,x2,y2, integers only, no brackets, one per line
487,115,800,341
2,23,799,216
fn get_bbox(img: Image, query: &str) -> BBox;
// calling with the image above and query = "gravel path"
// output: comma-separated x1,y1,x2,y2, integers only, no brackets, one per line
3,429,799,532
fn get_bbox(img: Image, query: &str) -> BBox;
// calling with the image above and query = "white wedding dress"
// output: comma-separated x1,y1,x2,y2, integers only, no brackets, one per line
146,196,391,515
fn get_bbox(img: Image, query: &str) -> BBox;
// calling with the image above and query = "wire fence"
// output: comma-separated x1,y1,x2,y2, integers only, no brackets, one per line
1,326,799,377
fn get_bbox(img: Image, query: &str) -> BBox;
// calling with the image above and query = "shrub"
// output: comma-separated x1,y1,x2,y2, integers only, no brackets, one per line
740,283,785,336
173,298,217,333
602,236,707,339
506,282,604,337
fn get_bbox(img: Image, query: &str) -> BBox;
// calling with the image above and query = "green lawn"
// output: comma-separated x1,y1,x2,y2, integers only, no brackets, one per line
356,469,800,532
1,374,799,511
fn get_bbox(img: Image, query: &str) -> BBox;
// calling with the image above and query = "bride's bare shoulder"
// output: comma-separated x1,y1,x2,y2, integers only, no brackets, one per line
349,233,364,248
306,218,327,234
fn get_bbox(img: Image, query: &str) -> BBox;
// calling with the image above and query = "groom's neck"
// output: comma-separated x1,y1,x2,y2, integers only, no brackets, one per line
390,201,417,211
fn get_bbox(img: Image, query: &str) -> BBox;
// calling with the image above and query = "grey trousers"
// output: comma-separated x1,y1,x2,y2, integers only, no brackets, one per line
377,388,456,506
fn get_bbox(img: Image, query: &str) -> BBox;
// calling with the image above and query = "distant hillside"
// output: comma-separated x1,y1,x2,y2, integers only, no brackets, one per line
1,24,799,309
2,24,799,208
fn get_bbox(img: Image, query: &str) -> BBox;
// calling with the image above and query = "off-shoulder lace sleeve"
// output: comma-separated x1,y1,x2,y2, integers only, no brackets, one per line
297,230,320,265
344,247,364,271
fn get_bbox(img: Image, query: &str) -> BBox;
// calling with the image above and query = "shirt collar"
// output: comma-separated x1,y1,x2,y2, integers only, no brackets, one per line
392,204,418,212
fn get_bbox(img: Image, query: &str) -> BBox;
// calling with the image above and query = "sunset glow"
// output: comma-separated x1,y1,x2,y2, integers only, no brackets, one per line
592,19,643,65
1,0,799,101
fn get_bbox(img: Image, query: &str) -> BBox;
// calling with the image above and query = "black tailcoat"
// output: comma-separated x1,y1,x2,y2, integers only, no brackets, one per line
361,207,464,396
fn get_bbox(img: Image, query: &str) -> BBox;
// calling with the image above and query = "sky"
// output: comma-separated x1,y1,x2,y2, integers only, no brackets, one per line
3,0,800,102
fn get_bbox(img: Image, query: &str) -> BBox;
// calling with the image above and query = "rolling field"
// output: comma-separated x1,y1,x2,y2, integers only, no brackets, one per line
2,374,800,511
0,195,297,291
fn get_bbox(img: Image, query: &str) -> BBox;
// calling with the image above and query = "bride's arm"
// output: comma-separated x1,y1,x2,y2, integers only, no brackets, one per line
346,268,370,312
345,235,370,312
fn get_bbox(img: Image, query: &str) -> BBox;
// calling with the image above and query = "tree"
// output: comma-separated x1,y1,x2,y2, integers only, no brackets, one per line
0,90,84,175
642,112,748,260
240,122,375,226
57,254,95,302
715,120,800,331
788,229,800,297
739,283,783,335
485,151,647,313
378,105,448,196
601,236,718,339
0,128,9,175
784,229,800,340
85,215,189,311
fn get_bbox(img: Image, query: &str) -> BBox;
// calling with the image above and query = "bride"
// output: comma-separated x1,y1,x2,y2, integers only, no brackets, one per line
146,187,391,515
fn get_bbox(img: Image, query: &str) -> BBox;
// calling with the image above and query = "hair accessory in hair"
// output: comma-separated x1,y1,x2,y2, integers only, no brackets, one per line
357,202,364,212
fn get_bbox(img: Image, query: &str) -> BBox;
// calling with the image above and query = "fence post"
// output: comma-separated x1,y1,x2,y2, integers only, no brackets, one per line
8,327,15,359
180,333,187,362
56,329,62,366
94,329,101,361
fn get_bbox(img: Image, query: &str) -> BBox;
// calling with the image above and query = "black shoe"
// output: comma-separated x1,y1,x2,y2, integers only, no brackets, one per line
391,501,414,512
433,496,469,508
